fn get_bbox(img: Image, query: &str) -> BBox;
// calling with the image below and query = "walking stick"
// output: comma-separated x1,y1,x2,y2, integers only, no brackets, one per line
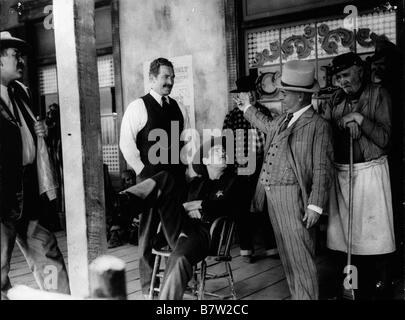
342,134,355,300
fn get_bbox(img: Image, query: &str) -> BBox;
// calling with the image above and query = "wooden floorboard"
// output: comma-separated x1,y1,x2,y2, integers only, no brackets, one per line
8,232,290,300
11,231,397,300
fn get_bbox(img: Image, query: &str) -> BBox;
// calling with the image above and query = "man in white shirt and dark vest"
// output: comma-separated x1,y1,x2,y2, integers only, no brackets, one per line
119,57,186,297
235,60,334,299
0,32,70,299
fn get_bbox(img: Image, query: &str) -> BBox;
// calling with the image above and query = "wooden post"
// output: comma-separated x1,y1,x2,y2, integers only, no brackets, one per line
224,0,239,111
53,0,107,297
89,255,127,300
111,0,127,179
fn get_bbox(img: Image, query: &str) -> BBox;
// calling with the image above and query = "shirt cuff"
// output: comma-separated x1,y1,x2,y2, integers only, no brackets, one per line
242,104,252,113
308,204,323,215
135,163,145,176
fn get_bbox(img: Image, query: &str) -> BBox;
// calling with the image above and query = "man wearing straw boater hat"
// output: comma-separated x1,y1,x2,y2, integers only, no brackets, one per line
235,60,334,300
0,32,70,298
325,52,395,299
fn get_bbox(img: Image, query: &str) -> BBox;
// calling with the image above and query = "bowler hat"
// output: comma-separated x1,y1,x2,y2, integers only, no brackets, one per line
275,60,319,93
368,39,399,63
192,136,228,176
230,75,256,93
0,31,29,54
330,52,364,75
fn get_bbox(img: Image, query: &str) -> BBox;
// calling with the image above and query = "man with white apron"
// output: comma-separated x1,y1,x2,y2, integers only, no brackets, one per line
324,52,396,299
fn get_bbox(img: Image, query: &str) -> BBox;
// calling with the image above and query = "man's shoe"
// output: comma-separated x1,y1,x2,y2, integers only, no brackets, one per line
108,230,123,248
375,281,394,300
152,231,169,251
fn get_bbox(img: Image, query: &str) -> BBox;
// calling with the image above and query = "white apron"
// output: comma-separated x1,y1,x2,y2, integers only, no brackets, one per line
327,156,396,255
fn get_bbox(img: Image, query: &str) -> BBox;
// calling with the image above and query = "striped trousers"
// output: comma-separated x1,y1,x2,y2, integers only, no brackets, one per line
265,184,318,300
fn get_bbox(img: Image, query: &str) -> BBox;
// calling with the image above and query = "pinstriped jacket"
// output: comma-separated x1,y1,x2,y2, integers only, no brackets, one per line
245,106,334,212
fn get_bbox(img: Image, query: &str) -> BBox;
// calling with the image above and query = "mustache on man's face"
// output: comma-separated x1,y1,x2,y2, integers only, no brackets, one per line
17,63,24,71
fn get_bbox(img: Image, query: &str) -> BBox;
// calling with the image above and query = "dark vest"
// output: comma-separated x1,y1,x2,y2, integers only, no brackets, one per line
0,81,40,221
137,93,185,178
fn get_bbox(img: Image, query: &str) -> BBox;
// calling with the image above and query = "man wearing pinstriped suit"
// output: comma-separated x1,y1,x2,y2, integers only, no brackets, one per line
235,60,334,299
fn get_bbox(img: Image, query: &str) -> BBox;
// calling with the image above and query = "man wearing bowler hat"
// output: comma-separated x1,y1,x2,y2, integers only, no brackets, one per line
235,60,334,299
0,32,70,298
325,52,395,299
224,75,278,263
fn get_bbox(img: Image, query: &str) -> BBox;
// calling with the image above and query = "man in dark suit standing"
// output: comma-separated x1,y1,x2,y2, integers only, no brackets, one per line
224,75,278,263
119,57,186,297
0,32,69,299
236,60,334,299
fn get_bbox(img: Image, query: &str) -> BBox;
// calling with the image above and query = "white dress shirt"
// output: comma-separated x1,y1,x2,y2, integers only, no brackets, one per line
1,84,36,165
119,89,176,175
286,104,312,128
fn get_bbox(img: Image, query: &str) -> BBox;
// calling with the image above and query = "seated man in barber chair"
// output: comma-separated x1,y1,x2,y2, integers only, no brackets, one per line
121,136,246,300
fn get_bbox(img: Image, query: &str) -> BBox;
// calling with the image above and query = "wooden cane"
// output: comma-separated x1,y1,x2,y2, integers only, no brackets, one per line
342,135,355,300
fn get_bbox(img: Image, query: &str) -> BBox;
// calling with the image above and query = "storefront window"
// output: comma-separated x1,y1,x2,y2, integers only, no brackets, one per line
38,54,120,173
245,10,397,110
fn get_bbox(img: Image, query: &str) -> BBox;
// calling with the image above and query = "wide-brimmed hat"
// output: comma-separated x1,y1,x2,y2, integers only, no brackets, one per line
330,52,364,75
0,31,29,54
192,136,228,176
229,75,256,93
275,60,319,93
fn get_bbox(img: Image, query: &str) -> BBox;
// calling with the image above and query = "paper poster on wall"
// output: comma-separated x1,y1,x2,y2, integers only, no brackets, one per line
143,55,197,164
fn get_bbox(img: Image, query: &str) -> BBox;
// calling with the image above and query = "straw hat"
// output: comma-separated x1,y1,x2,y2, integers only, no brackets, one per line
0,31,29,53
275,60,319,93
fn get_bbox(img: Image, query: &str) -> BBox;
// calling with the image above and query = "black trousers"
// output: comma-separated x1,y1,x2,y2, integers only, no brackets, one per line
135,171,187,295
236,158,277,253
159,224,210,300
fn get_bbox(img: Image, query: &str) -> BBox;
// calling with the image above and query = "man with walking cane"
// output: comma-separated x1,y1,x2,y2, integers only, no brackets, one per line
324,52,396,300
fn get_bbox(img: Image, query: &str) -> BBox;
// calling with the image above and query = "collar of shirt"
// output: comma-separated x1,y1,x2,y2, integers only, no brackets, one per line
0,84,11,109
287,104,312,128
150,89,169,107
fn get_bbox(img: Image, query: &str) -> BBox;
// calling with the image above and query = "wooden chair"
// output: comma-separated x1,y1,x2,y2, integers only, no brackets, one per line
148,222,170,300
148,216,236,300
197,216,237,300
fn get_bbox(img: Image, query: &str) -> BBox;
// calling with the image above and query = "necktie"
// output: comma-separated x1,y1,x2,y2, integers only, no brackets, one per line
7,85,22,126
278,112,293,134
161,96,170,108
